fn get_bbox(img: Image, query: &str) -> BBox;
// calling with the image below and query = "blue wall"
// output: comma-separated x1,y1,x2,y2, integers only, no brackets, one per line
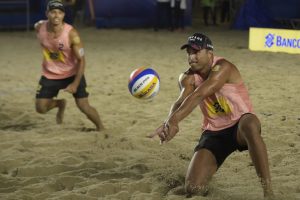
0,0,45,29
263,0,300,19
233,0,300,30
94,0,192,28
8,0,299,30
94,0,155,28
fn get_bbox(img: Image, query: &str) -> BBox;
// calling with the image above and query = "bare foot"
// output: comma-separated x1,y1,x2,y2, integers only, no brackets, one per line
80,127,97,132
96,126,105,132
264,191,275,200
95,122,105,132
56,99,66,124
262,180,274,199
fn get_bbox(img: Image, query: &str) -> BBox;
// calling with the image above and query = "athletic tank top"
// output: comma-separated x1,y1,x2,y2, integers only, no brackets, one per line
194,56,254,131
37,21,77,79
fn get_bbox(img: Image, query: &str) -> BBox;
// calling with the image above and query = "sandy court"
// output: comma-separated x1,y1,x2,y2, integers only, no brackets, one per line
0,26,299,200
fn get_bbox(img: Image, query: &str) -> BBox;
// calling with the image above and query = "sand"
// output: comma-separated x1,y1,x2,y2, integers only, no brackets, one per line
0,25,299,200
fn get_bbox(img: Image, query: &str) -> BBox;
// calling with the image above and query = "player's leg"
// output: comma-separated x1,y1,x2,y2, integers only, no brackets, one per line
73,76,104,131
185,148,217,197
35,76,66,124
236,114,274,197
75,97,104,131
35,98,66,124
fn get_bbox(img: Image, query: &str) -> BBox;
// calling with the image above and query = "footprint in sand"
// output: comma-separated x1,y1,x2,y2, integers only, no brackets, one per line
87,181,152,198
91,171,143,181
1,123,36,131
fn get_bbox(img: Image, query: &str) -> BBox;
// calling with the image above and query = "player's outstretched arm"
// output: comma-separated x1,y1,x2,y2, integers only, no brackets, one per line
149,72,195,143
168,63,231,126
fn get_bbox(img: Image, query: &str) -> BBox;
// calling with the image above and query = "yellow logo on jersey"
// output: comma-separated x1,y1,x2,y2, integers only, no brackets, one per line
36,84,42,94
43,49,65,63
205,96,231,117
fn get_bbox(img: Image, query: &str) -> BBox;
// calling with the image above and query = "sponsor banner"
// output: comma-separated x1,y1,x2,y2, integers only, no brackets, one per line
249,27,300,54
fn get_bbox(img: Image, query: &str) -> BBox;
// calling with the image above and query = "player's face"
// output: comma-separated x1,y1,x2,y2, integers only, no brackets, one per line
186,47,210,71
46,9,65,25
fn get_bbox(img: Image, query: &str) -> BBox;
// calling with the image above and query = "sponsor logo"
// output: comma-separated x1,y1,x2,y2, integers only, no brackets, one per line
265,33,274,47
213,102,225,113
133,76,150,92
138,82,156,98
265,33,300,48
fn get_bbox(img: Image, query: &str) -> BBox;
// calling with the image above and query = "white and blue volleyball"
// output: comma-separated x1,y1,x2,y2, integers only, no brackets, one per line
128,67,160,99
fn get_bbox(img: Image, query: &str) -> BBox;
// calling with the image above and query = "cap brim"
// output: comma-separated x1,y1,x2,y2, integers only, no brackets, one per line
180,44,189,50
180,44,200,50
48,7,65,12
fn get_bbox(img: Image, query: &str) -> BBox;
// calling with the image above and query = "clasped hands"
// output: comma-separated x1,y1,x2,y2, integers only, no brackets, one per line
148,117,179,144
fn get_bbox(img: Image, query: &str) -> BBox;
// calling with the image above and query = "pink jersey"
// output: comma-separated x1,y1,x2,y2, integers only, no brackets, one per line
194,56,254,131
37,21,77,79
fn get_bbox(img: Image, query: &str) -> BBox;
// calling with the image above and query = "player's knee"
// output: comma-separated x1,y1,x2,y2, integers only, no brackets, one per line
241,114,260,131
35,104,47,114
240,115,261,142
76,100,90,113
76,103,87,113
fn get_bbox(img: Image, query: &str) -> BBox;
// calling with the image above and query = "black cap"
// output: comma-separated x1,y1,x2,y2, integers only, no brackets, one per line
47,0,65,12
180,33,213,51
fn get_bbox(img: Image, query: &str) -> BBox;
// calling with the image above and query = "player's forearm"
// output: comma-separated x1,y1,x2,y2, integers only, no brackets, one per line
170,92,202,124
172,80,219,122
73,59,85,86
166,96,188,125
167,102,181,119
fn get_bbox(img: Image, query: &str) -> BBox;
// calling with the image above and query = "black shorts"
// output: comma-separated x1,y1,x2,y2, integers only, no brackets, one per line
36,75,89,99
194,121,248,168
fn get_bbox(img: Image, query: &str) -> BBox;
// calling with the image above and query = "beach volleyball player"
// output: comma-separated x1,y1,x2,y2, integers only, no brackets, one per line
150,33,274,198
34,1,104,131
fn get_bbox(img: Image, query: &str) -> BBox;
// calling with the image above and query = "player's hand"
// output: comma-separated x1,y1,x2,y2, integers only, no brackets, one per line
64,83,78,94
147,123,165,142
163,119,179,143
148,120,179,144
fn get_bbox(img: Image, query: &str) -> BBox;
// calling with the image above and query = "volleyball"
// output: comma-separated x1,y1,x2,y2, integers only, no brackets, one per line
128,67,160,99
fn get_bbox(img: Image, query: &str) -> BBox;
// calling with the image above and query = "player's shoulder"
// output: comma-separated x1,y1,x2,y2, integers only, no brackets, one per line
34,20,45,31
180,68,194,78
178,68,195,85
68,26,82,45
68,26,80,38
213,57,236,72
